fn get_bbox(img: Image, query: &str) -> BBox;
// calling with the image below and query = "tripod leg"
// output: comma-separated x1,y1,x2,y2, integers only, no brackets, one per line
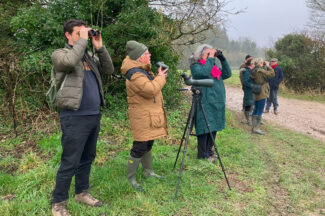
174,101,196,200
199,101,231,190
173,105,193,170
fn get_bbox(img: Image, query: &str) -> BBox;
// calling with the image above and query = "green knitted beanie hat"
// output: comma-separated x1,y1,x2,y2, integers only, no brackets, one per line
126,40,148,60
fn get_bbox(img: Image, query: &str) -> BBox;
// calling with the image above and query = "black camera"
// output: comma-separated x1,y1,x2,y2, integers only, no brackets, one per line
88,29,100,37
156,61,168,70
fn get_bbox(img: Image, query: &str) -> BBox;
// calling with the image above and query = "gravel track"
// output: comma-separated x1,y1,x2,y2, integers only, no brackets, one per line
225,85,325,142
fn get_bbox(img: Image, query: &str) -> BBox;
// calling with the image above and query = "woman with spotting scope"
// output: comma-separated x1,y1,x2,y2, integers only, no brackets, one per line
188,44,232,162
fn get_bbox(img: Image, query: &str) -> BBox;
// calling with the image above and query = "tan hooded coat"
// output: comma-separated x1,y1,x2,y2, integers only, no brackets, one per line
250,66,275,101
121,56,168,141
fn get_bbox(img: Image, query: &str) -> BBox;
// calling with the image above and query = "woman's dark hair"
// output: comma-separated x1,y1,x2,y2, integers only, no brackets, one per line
63,19,87,35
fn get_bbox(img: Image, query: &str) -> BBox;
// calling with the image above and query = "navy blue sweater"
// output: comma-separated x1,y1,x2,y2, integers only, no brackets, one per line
268,66,283,89
60,68,101,117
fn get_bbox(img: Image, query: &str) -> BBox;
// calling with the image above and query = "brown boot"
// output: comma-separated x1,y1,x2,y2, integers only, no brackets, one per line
75,190,103,207
274,108,278,115
52,201,71,216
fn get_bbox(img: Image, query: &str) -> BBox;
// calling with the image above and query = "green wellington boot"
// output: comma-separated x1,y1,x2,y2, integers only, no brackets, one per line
252,115,265,135
126,156,143,191
141,150,164,179
244,111,252,125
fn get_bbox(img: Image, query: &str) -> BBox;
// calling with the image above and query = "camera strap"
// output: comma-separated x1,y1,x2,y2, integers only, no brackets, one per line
126,68,153,81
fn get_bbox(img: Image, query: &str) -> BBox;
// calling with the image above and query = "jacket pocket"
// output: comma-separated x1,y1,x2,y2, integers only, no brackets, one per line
149,112,165,128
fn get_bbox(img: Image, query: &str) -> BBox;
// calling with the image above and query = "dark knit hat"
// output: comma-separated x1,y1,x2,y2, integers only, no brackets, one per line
245,54,252,60
126,40,148,60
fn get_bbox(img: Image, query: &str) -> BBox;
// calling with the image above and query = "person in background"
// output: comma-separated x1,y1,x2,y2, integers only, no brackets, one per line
188,44,232,162
250,58,275,135
240,55,253,111
121,40,168,191
240,59,255,125
264,58,283,114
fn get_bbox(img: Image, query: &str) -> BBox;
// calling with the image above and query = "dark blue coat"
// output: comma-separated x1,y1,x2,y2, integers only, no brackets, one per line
267,66,283,89
191,58,232,135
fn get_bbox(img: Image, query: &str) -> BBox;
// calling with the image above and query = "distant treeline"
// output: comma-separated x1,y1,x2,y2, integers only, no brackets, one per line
176,28,325,92
176,27,266,69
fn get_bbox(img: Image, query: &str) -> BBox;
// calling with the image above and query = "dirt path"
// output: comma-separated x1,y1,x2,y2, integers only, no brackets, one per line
225,85,325,142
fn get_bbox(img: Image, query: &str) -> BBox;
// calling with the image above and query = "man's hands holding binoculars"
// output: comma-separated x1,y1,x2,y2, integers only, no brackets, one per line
79,26,102,50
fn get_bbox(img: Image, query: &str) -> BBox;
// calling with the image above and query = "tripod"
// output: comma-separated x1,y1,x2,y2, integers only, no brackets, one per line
173,86,231,200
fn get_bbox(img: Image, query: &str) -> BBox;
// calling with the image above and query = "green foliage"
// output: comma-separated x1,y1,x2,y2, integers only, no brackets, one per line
1,0,182,136
267,34,325,92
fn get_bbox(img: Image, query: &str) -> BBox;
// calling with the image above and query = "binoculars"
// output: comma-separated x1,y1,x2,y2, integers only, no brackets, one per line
88,29,100,37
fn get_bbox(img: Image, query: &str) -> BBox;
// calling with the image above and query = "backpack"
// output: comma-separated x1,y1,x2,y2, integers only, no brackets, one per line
46,48,70,111
46,66,67,111
126,68,153,81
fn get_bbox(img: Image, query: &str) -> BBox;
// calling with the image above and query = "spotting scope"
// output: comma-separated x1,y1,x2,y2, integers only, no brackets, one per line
181,73,214,87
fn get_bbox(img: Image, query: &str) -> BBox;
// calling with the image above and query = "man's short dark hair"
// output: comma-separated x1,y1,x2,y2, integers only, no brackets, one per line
245,54,252,60
63,19,87,35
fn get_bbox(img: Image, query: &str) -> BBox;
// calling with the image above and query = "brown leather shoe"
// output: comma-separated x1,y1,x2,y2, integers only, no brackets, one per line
75,190,103,207
274,108,278,115
52,201,71,216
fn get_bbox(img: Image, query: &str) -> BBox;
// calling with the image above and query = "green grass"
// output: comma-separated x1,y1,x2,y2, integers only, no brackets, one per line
224,69,325,103
224,69,241,87
0,97,324,215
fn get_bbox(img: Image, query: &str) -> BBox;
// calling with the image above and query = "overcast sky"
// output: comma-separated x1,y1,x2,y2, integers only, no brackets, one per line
225,0,311,47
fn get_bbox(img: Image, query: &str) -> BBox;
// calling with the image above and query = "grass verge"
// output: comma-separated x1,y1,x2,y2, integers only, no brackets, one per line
0,96,324,215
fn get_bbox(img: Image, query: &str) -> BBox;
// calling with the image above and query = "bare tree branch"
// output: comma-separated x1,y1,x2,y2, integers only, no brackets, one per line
307,0,325,41
148,0,241,45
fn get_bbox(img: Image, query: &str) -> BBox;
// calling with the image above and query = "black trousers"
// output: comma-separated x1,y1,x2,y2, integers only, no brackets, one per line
52,114,101,203
197,132,216,159
130,140,154,158
244,105,253,112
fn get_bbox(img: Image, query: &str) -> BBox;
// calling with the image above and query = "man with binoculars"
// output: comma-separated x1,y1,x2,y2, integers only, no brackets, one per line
50,19,114,216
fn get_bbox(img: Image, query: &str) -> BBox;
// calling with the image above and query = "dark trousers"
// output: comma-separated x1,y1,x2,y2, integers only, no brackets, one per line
266,88,279,110
52,114,101,203
197,132,216,159
244,105,253,112
130,140,154,158
252,99,266,116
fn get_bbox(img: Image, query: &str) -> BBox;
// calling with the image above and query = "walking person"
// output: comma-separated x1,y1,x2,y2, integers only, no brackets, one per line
250,58,275,135
51,19,114,216
121,40,168,191
188,44,232,162
264,58,283,114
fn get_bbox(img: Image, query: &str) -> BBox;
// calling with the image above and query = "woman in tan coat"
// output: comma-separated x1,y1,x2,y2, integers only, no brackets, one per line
250,58,275,135
121,40,168,191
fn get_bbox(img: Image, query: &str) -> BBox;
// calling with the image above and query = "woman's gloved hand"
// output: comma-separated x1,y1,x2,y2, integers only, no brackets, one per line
215,49,226,61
